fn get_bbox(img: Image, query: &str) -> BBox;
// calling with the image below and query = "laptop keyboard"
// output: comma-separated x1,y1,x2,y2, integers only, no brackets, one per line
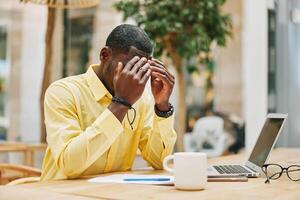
213,165,252,174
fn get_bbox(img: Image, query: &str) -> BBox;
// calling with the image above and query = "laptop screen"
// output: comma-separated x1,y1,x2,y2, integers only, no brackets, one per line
248,117,285,167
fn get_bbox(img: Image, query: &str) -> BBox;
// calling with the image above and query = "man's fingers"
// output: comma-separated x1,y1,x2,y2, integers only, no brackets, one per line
131,57,147,74
136,63,150,79
150,65,174,84
114,62,123,79
150,58,164,66
151,71,173,87
124,56,140,71
149,60,175,82
141,68,151,84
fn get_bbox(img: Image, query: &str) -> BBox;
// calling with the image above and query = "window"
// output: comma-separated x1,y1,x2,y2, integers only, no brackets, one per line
0,25,8,140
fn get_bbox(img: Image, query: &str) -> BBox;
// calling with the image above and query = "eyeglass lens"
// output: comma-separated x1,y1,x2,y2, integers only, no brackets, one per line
287,165,300,181
264,164,300,182
265,164,282,180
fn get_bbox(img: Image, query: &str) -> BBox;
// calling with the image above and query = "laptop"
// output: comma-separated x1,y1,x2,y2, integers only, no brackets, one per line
207,113,288,178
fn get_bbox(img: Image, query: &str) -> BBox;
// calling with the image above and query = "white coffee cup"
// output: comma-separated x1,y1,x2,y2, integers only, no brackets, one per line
163,152,207,190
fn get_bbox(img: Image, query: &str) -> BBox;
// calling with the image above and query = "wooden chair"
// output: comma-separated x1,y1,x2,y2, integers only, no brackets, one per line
0,164,41,185
0,142,47,167
0,142,46,185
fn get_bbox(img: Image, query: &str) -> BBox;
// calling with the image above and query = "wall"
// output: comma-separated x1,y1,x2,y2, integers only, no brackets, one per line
242,0,268,153
0,1,46,143
0,4,22,141
276,0,300,147
215,0,269,153
88,0,122,64
214,0,243,117
19,4,47,142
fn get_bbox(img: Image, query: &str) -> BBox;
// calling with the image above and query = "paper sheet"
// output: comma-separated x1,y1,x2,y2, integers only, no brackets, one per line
88,174,174,185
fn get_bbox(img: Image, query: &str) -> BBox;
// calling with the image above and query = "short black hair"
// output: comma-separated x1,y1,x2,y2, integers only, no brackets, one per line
105,24,153,55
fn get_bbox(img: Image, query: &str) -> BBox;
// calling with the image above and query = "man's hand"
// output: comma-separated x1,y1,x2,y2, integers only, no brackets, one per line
113,56,151,105
149,59,175,111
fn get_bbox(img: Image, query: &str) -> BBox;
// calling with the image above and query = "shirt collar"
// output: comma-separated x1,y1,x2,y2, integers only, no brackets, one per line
85,64,112,101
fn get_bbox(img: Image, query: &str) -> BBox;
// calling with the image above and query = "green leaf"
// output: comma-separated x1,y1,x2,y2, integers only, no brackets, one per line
186,64,199,74
114,0,232,69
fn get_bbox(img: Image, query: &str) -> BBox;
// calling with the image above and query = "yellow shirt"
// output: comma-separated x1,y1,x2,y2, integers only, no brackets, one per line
40,65,177,181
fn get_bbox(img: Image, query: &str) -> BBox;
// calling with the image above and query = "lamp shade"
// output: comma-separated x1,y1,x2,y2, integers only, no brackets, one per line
20,0,99,8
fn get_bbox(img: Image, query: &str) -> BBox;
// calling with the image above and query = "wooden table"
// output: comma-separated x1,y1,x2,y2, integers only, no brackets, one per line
0,148,300,200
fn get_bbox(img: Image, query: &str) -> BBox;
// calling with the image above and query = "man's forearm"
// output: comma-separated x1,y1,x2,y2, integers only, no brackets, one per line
53,108,124,177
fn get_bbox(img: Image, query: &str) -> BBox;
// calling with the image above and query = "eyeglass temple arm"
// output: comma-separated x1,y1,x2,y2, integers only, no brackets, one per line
262,166,271,184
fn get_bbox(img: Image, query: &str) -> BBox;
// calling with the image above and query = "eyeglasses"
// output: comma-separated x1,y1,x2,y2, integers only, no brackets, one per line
261,164,300,184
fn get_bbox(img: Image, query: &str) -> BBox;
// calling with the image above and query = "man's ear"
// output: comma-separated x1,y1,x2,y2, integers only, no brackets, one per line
99,47,113,62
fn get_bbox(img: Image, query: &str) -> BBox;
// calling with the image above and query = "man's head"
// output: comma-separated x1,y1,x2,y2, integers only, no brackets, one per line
98,24,153,93
106,24,153,57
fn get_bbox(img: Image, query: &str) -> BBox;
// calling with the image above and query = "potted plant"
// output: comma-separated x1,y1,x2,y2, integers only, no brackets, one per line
115,0,232,151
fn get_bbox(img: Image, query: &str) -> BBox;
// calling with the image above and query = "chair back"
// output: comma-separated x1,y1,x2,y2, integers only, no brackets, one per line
193,116,224,139
192,116,227,156
0,164,41,185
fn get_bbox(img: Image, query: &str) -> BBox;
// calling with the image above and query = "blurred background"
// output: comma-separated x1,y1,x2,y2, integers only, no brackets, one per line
0,0,299,184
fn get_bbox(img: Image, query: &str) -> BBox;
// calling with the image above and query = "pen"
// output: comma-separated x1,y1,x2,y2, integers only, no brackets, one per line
123,178,171,182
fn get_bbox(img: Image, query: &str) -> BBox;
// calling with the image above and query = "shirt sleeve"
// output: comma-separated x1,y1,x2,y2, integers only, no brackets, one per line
44,83,123,178
138,93,177,169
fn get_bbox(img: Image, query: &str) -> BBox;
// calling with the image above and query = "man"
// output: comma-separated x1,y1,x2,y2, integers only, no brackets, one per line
40,24,177,180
